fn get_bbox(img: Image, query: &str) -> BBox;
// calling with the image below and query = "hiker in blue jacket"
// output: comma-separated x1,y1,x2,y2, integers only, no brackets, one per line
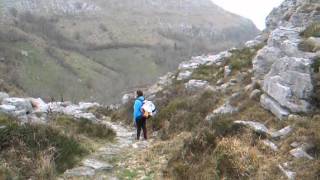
133,90,147,140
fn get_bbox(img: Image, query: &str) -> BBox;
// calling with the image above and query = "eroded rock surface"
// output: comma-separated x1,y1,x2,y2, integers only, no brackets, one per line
253,0,320,118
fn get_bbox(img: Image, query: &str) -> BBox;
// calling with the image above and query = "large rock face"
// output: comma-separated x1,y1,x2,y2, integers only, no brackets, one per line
253,0,320,118
0,0,259,104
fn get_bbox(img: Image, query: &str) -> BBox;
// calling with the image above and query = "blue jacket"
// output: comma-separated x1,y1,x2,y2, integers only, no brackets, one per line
133,96,144,122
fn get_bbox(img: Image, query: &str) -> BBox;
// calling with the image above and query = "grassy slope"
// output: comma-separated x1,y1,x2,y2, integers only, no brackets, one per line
0,0,259,103
0,114,115,179
113,43,320,179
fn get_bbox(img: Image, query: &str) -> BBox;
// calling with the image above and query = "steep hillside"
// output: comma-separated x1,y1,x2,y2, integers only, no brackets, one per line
112,0,320,179
0,0,259,103
0,0,319,179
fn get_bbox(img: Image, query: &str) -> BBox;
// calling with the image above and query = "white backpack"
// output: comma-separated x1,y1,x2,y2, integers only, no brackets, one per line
141,100,157,118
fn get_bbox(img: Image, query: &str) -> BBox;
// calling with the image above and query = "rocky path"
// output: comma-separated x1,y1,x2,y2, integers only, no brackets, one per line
62,120,149,180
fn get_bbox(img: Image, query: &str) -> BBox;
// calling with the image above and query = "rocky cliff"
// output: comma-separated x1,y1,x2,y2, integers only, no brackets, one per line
0,0,259,103
253,0,320,119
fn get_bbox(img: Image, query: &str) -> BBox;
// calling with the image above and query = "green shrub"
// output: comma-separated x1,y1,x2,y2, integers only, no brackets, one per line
210,116,238,137
184,128,217,155
0,115,88,178
152,90,219,136
191,65,223,83
301,23,320,38
89,106,114,119
77,118,115,139
227,45,263,71
55,116,116,140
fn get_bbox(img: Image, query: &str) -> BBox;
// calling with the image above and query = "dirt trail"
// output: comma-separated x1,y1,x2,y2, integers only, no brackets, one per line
62,120,150,180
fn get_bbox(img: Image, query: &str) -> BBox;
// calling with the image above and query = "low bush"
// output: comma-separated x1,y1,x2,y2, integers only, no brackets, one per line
191,65,224,84
227,45,263,71
0,115,88,178
167,127,262,180
210,115,239,137
298,38,320,52
78,118,115,139
55,116,116,140
89,106,114,119
152,90,220,137
167,128,217,179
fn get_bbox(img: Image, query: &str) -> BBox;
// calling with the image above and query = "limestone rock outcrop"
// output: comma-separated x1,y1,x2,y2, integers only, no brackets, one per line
253,0,320,119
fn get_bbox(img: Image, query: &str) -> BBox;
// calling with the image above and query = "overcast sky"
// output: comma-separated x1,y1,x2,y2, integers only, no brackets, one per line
211,0,284,30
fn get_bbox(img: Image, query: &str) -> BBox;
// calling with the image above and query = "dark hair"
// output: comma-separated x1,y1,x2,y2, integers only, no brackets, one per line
136,90,143,97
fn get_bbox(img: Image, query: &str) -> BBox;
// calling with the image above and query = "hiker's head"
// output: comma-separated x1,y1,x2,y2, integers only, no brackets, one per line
136,90,143,97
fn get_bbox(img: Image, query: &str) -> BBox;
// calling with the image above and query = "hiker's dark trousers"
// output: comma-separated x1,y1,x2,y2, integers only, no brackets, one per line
136,117,147,140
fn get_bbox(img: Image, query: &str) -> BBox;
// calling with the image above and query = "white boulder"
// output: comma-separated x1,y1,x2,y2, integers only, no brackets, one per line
177,70,193,81
30,98,48,113
82,159,113,170
79,102,100,111
263,140,278,151
260,94,290,120
185,80,209,92
64,166,95,177
0,104,16,114
224,65,231,78
262,57,313,113
278,163,296,180
290,147,314,160
271,126,293,138
245,40,261,48
2,98,33,113
0,92,9,102
234,120,269,135
213,102,238,115
178,51,232,71
121,93,135,105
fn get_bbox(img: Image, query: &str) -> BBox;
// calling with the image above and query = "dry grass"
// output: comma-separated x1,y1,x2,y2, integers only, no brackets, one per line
298,38,320,52
111,42,319,179
166,128,264,180
0,115,88,178
283,116,320,157
154,90,221,139
300,22,320,38
0,114,116,179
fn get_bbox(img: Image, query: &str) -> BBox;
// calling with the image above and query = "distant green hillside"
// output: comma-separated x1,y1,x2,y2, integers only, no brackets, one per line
0,0,259,103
